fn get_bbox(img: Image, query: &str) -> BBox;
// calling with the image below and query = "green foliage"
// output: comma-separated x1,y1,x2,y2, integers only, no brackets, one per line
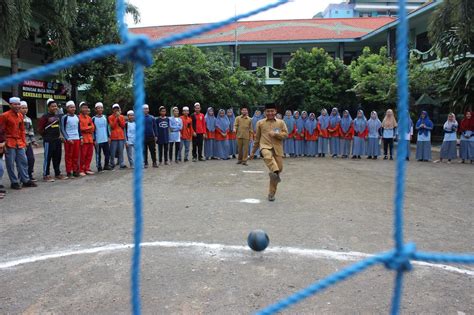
0,0,77,57
67,0,140,101
349,47,397,106
273,48,354,114
145,46,266,112
349,47,444,111
428,0,474,110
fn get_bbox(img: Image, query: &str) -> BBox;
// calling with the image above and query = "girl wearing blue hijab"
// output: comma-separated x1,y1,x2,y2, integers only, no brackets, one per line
294,110,305,157
317,108,330,157
367,111,382,159
204,107,216,160
304,113,318,157
215,109,230,160
352,109,368,159
328,107,341,157
339,110,353,158
283,110,296,157
415,110,434,161
227,108,237,158
250,109,264,159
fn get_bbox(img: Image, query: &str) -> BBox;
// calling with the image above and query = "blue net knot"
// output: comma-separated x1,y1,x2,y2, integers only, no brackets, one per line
119,34,154,67
384,243,416,272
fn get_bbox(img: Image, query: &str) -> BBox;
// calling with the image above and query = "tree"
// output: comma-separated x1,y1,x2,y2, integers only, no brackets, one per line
0,0,77,96
428,0,474,111
349,47,397,108
349,46,443,113
273,48,354,114
145,45,266,112
66,0,140,102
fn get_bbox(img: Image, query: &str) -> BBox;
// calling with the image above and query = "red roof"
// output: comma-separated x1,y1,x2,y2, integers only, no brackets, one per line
129,17,395,45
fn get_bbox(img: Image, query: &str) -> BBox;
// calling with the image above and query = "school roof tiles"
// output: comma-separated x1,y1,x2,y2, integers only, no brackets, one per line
129,17,396,45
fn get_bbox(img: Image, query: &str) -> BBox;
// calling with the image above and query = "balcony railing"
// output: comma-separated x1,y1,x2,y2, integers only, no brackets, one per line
246,66,284,85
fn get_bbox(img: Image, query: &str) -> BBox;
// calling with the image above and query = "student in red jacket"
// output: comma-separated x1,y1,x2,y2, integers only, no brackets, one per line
79,102,95,175
191,102,206,162
108,103,127,169
0,97,37,189
180,106,193,162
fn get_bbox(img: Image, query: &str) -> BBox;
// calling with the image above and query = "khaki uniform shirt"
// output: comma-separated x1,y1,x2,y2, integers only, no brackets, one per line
253,118,288,157
234,115,253,140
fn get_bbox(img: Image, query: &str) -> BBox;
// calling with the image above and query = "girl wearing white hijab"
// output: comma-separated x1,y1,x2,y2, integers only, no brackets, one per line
435,113,458,163
381,109,397,160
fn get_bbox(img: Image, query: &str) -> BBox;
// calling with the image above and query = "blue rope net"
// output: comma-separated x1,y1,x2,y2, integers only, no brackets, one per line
0,1,472,314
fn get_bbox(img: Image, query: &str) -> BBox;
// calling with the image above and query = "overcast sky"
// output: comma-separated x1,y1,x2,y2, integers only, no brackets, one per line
127,0,334,27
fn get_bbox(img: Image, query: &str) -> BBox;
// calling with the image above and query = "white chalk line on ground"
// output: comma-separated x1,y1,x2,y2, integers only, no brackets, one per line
242,170,264,174
239,198,261,204
1,241,473,276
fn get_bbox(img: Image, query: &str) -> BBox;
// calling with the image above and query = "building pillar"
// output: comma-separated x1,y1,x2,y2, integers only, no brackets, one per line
267,48,272,67
338,42,345,60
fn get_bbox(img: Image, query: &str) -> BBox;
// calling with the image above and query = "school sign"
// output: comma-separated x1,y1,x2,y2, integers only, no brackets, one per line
20,80,68,101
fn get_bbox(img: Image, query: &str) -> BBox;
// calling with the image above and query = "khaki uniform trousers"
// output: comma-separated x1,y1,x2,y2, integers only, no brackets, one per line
261,148,283,196
237,138,250,162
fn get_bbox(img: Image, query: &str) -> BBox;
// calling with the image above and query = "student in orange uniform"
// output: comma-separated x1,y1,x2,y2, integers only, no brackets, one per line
180,106,193,162
304,112,318,157
204,107,216,160
226,108,237,159
0,97,37,189
328,107,341,158
79,102,95,176
339,110,354,159
108,103,127,169
317,108,330,157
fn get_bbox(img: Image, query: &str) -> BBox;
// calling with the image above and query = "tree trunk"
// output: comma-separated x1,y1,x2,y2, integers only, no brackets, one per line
70,78,78,103
10,40,20,97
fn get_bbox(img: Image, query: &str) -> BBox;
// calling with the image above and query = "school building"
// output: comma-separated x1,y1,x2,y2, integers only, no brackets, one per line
130,1,440,88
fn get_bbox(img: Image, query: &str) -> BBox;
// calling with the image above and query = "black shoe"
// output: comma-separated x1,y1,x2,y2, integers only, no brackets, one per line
322,154,326,157
152,163,158,168
11,183,21,190
199,157,205,161
192,158,197,162
406,157,409,161
23,181,37,187
73,172,80,178
120,165,128,169
98,167,103,173
104,166,113,171
184,159,189,162
373,156,378,160
383,156,388,160
389,156,394,160
367,156,372,159
352,155,357,159
357,156,361,159
268,194,275,202
29,177,37,182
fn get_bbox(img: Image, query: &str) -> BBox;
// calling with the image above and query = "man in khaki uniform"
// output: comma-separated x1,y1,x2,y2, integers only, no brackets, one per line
250,104,288,201
233,106,253,165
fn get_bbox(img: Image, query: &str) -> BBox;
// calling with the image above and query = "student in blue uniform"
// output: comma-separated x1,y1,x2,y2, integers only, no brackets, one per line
169,107,183,163
125,110,136,168
352,110,368,159
204,107,216,160
436,113,458,163
156,106,170,165
367,111,381,160
283,110,295,157
415,110,433,162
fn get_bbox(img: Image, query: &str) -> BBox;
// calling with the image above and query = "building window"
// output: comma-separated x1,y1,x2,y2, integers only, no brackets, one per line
343,52,356,65
240,53,266,70
335,10,339,14
273,53,291,69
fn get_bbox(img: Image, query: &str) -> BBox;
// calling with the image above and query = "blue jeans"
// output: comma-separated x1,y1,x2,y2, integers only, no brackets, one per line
110,140,125,168
5,147,30,184
0,155,4,185
180,140,190,161
126,143,134,168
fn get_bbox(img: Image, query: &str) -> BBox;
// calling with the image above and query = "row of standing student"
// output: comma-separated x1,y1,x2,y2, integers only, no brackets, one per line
279,108,474,163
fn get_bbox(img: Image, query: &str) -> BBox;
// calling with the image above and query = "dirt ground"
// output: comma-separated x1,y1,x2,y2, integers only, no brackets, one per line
0,148,473,314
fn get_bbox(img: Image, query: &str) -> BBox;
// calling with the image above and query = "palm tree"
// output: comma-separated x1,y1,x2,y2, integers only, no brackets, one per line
0,0,77,96
429,0,474,111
